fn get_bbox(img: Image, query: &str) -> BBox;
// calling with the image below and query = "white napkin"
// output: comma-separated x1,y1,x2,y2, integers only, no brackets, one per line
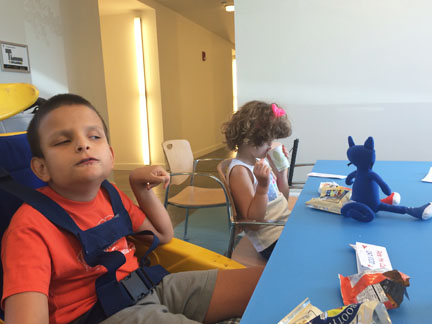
307,172,347,179
422,167,432,183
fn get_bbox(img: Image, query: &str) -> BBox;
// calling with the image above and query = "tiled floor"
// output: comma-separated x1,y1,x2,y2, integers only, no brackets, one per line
112,146,235,227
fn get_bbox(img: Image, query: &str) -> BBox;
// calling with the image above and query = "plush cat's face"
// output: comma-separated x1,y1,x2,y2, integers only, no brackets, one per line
346,136,375,170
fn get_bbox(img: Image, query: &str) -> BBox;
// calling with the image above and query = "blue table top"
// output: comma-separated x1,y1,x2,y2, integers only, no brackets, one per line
240,160,432,324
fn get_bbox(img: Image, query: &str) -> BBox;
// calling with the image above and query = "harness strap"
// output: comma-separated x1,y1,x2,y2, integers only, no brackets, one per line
0,168,82,234
0,171,170,322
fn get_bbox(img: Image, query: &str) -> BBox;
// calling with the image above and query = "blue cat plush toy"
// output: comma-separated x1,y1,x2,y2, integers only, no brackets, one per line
340,136,432,222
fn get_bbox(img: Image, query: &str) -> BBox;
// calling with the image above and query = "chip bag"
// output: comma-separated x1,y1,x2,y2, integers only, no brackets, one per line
308,300,391,324
305,182,352,214
339,270,410,309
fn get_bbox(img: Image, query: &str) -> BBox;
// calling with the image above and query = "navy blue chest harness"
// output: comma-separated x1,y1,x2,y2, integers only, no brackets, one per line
0,173,169,323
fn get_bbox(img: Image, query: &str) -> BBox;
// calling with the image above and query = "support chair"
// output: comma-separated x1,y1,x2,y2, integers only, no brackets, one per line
0,87,244,323
162,139,230,240
217,159,286,259
287,138,315,189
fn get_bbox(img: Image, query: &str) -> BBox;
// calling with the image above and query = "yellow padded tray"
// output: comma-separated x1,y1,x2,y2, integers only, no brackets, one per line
133,237,245,272
0,83,39,121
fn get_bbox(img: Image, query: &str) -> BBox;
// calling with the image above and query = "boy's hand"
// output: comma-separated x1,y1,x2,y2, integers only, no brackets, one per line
130,165,170,190
253,159,270,190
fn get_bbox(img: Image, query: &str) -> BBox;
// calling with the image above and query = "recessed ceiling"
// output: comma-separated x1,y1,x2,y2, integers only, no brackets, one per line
98,0,235,45
151,0,234,45
98,0,151,16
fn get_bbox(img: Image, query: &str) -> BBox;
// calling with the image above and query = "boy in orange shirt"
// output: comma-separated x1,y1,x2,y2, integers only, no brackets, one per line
1,94,262,324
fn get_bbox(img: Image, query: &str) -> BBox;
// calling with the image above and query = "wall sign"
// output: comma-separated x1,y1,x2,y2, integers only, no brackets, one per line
0,41,31,73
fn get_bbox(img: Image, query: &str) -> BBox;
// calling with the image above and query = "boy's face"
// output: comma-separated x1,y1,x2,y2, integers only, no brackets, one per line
31,104,114,195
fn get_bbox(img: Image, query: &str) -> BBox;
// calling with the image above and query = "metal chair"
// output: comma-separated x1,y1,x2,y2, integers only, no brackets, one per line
217,159,286,258
162,139,230,241
288,138,315,189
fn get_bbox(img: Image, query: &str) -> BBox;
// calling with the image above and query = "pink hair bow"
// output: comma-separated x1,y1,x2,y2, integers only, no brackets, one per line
272,103,285,117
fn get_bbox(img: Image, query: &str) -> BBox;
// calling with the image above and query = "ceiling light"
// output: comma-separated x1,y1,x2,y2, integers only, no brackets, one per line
224,4,235,12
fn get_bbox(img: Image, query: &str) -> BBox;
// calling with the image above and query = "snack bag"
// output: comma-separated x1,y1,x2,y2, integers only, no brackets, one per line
305,182,352,214
279,298,322,324
339,270,410,309
308,300,391,324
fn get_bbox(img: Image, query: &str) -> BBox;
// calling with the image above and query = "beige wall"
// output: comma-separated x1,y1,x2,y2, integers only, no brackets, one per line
1,0,233,168
100,13,144,169
154,6,234,157
100,0,234,168
100,8,165,169
59,0,109,129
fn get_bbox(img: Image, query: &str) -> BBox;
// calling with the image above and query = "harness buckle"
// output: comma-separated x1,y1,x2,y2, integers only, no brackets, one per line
120,270,150,303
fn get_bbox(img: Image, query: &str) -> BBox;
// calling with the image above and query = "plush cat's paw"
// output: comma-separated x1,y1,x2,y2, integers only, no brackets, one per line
422,203,432,220
381,192,400,205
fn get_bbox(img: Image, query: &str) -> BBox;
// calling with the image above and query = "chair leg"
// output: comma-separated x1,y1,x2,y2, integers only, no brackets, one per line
183,208,190,241
226,225,236,258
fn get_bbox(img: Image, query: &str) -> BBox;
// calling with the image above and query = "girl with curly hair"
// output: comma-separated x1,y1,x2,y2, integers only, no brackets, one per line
221,101,292,260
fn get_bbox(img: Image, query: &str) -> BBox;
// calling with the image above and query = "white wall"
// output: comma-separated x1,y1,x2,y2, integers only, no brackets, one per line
235,0,432,178
0,0,68,96
0,0,108,127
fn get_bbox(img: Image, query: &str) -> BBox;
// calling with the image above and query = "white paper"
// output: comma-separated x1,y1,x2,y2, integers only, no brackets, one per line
421,167,432,183
307,172,347,179
354,242,392,273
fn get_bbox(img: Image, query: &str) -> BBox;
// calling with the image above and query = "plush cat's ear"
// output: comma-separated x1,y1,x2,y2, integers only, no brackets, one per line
364,136,374,149
348,136,355,147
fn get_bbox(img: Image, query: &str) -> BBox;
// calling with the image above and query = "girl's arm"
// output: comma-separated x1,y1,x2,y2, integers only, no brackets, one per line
5,292,49,324
269,166,289,200
129,166,174,244
229,159,269,221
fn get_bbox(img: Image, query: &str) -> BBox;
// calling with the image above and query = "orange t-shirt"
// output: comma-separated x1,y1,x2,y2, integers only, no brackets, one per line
1,185,146,324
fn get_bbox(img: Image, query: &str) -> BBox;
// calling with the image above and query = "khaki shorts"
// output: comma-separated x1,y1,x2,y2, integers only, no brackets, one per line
101,269,218,324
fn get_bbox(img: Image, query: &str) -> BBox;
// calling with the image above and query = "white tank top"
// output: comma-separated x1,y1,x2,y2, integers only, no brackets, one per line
227,158,290,252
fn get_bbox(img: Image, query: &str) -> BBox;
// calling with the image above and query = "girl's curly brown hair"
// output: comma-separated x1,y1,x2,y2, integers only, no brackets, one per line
222,101,292,151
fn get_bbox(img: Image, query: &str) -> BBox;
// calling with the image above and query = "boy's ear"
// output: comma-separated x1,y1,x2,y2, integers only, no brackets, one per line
31,157,51,182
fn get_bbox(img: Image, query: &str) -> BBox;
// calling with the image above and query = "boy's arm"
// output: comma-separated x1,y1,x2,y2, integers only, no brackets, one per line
230,161,269,221
129,166,174,244
5,292,49,324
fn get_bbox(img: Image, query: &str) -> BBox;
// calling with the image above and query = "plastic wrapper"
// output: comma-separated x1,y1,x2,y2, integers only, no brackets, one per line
305,182,352,214
307,300,392,324
339,270,410,309
279,298,322,324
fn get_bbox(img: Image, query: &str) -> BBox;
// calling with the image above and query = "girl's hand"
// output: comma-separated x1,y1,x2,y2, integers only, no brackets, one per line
282,144,290,160
130,165,170,190
253,159,270,189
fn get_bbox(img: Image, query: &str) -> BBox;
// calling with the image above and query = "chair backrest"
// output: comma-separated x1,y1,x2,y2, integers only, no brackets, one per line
0,132,46,313
288,138,299,186
216,159,237,224
162,139,194,185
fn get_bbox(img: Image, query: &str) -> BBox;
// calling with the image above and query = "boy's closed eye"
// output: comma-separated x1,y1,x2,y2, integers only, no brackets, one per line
53,139,71,146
